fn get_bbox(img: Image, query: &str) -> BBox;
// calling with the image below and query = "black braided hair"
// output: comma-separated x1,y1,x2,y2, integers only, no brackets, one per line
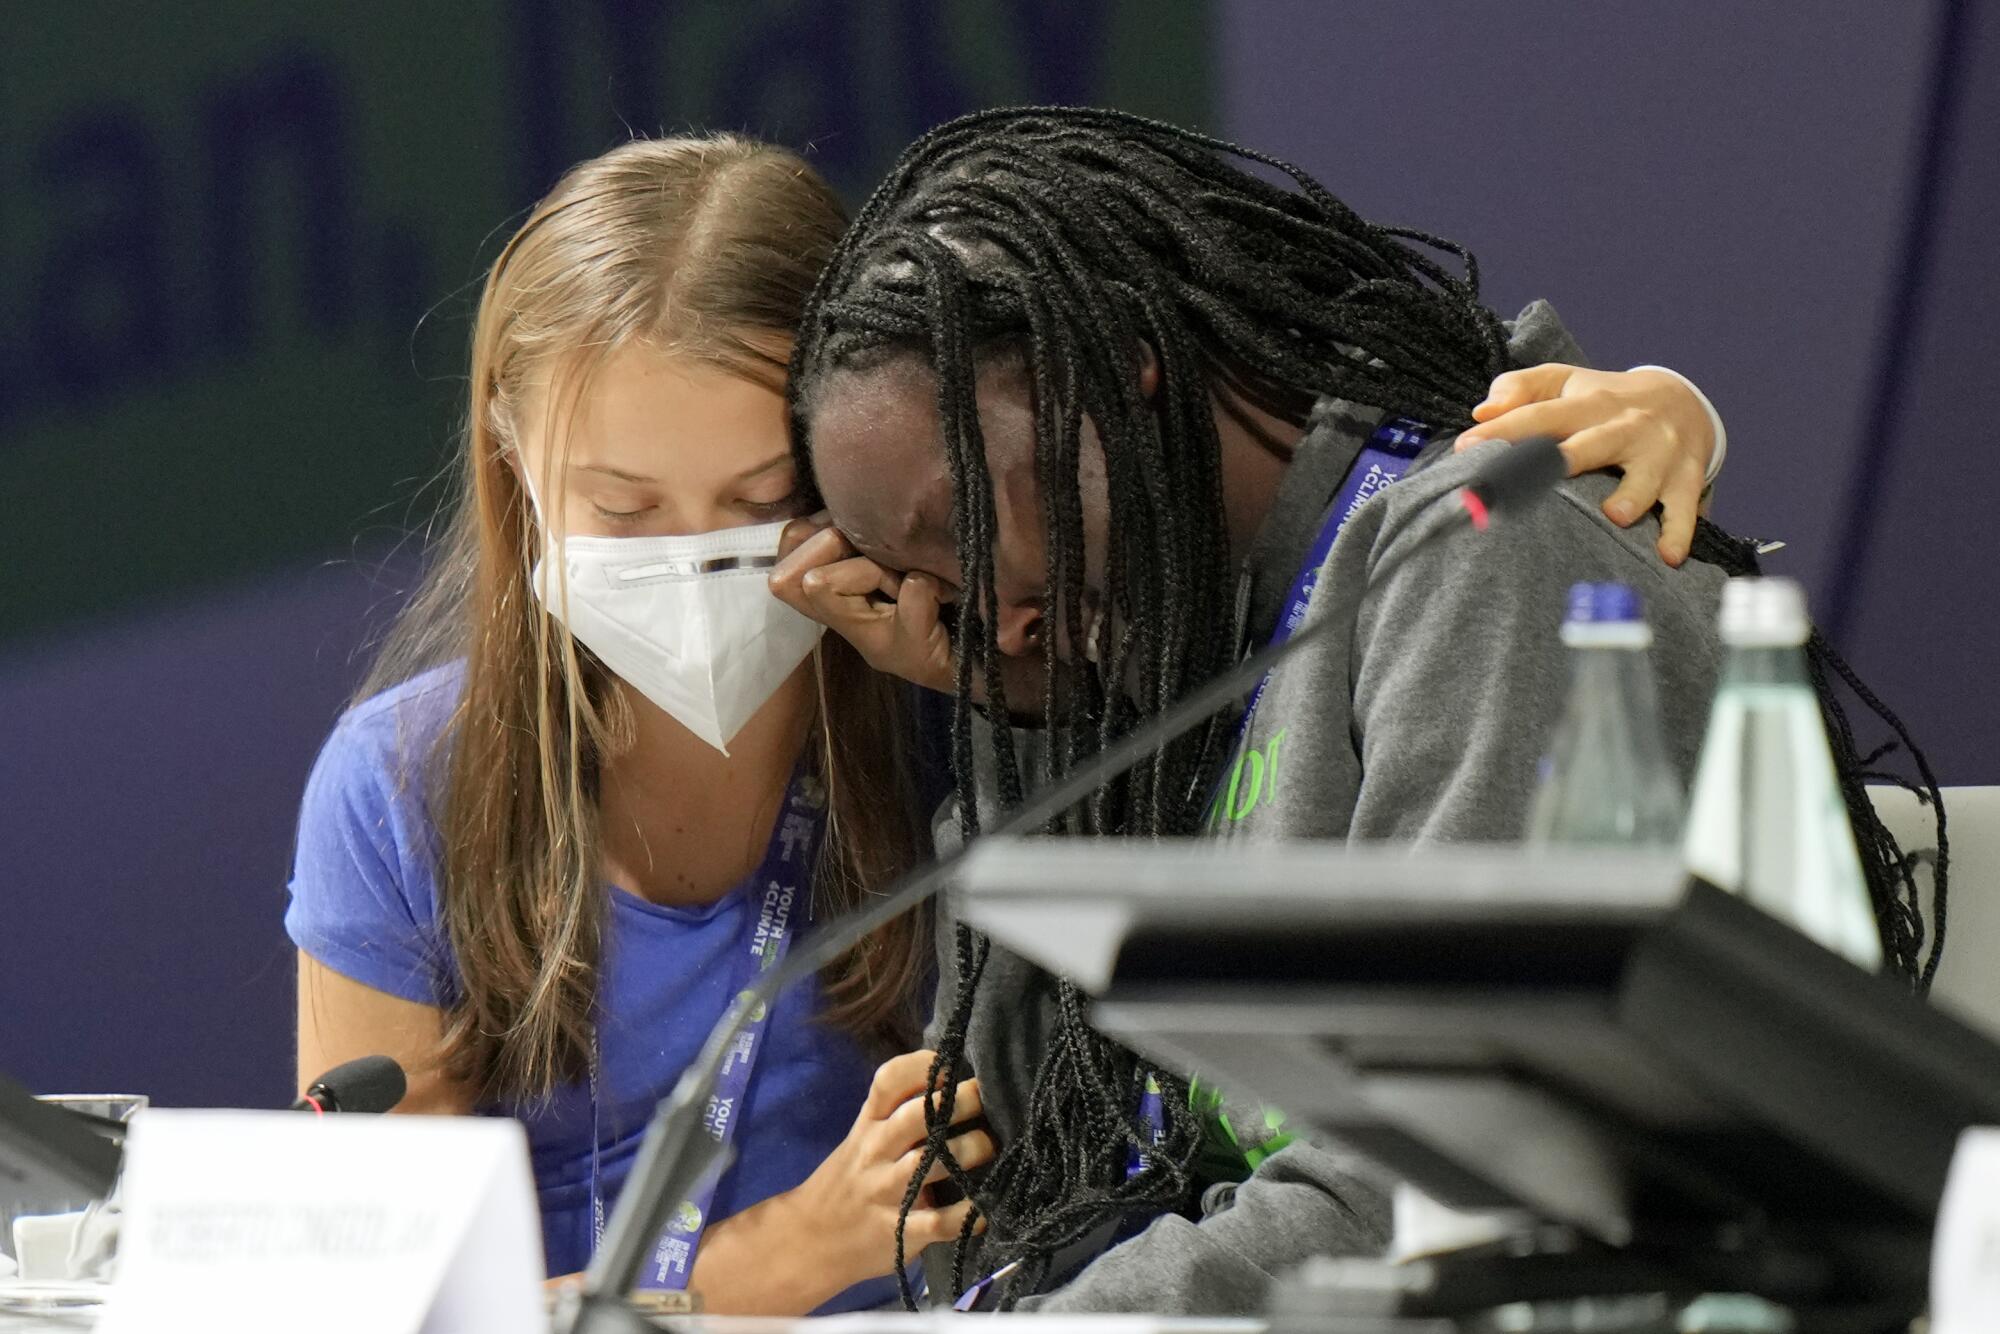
786,106,1947,1306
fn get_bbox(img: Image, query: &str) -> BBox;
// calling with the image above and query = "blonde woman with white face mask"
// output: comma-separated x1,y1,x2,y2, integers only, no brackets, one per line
286,137,989,1315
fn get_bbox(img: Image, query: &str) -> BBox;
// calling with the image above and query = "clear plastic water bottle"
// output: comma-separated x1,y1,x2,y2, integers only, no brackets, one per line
1526,582,1685,846
1682,577,1881,969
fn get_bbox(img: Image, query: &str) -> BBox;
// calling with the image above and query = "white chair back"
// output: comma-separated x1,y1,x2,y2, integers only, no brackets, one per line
1869,785,2000,1037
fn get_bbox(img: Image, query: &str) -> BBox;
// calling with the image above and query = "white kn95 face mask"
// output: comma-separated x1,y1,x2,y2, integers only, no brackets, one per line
531,519,824,755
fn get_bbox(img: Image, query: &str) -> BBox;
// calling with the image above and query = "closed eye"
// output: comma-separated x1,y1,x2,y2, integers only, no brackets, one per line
741,493,807,521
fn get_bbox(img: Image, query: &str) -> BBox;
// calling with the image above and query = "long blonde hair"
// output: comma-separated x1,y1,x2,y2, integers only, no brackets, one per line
364,136,931,1102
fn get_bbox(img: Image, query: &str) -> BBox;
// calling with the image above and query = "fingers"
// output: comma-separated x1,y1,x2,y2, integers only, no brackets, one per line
902,1197,987,1247
1600,457,1669,529
1456,365,1710,570
804,556,901,601
1468,363,1574,427
895,573,944,642
780,554,901,637
904,1127,998,1186
776,510,832,561
878,1079,983,1154
891,574,952,688
771,524,859,608
771,521,908,645
1456,393,1615,452
772,527,958,691
861,1051,943,1120
1550,423,1627,478
1653,464,1704,567
1553,424,1699,563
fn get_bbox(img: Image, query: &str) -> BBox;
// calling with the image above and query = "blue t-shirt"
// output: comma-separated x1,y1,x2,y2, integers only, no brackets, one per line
284,664,900,1310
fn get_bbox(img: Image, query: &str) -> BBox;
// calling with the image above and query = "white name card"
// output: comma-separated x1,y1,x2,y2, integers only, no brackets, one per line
1935,1127,2000,1334
98,1109,545,1334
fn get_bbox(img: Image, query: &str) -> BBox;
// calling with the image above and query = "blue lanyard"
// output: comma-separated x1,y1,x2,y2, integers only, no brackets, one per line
952,417,1433,1313
1125,1071,1170,1178
1231,415,1432,746
588,762,828,1292
1204,415,1432,827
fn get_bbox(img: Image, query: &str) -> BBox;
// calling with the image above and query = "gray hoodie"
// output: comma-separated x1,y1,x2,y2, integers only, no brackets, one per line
925,303,1727,1314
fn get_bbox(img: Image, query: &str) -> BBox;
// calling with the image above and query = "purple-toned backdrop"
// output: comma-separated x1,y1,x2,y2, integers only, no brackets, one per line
2,3,1990,1113
1219,0,1992,782
1221,0,1930,599
1836,0,2000,786
0,557,405,1107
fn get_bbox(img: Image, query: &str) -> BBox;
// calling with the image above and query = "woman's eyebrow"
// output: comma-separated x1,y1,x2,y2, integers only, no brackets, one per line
731,452,794,483
571,462,656,484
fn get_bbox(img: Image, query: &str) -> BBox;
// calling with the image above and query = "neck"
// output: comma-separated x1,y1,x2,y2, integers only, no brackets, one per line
1212,386,1310,554
596,662,817,907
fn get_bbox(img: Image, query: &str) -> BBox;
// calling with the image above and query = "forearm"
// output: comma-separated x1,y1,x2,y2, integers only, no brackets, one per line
295,953,472,1115
687,1192,845,1316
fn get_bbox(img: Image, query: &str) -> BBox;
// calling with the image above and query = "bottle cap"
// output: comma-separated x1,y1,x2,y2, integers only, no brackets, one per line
1719,576,1810,647
1564,582,1644,624
1561,582,1651,647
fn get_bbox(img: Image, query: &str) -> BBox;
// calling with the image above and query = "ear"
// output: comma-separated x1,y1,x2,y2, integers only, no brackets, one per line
1137,340,1161,398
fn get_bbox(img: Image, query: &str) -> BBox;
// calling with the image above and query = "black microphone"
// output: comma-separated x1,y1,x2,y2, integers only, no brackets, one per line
290,1055,408,1114
1464,429,1570,515
563,435,1567,1332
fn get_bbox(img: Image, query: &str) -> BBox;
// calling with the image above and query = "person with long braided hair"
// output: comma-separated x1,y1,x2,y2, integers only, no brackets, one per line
772,107,1945,1313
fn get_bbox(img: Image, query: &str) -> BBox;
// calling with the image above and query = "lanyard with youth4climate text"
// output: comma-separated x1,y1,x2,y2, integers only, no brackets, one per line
1225,415,1434,762
588,762,827,1294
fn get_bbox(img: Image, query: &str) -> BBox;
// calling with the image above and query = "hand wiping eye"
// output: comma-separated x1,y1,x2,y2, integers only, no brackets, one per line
771,518,956,695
